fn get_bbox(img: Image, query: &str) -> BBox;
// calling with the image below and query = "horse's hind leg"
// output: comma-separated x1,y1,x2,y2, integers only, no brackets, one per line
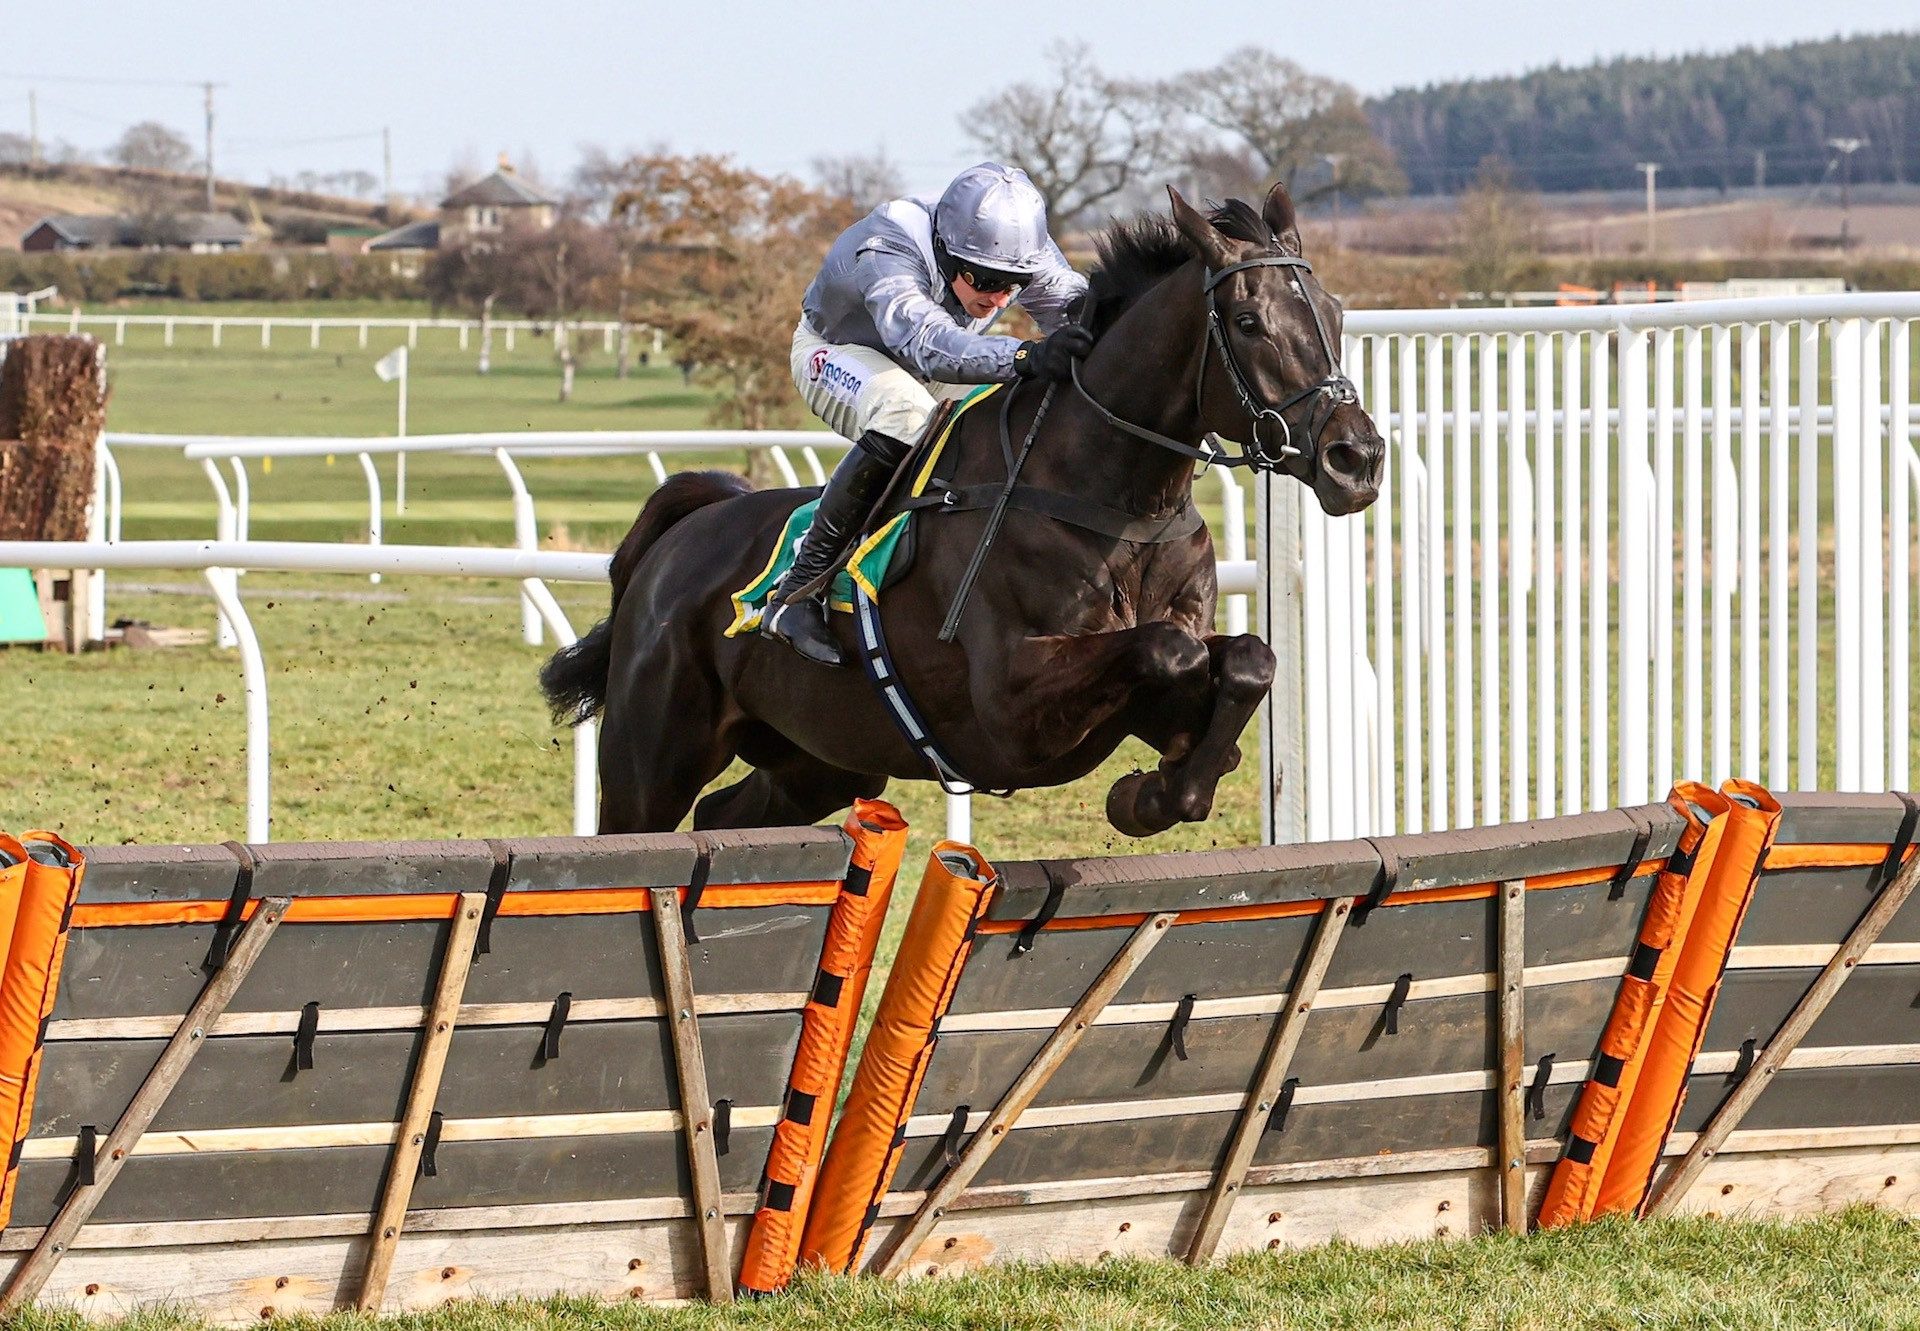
693,746,887,831
596,654,738,835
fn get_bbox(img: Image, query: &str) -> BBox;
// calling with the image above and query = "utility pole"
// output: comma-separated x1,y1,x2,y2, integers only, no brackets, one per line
202,81,216,212
26,89,38,169
1827,138,1867,249
1753,148,1766,190
1321,153,1346,249
1636,162,1661,255
382,126,393,208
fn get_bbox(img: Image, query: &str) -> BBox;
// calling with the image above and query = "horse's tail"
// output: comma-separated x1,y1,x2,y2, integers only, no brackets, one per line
540,470,752,726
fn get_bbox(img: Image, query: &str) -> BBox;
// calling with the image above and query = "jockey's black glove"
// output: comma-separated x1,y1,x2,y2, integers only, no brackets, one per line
1012,324,1095,381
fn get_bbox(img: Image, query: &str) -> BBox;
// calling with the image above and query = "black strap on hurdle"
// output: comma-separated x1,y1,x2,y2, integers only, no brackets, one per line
74,1125,95,1187
1382,973,1413,1035
1730,1037,1757,1082
940,1105,970,1168
713,1097,732,1156
420,1110,445,1177
681,844,712,945
1012,867,1067,956
294,1000,320,1072
1870,792,1920,895
541,992,571,1061
1168,993,1197,1061
1609,812,1656,900
1354,839,1400,924
1526,1053,1557,1121
477,840,512,955
1265,1077,1300,1134
206,841,257,972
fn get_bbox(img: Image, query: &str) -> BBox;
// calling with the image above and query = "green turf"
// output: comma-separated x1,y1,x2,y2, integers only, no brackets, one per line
6,1211,1918,1330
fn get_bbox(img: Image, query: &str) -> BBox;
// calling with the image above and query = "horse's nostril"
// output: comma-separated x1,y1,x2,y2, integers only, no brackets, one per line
1325,441,1367,478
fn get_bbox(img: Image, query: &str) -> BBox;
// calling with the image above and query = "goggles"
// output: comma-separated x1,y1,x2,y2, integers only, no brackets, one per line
954,263,1027,295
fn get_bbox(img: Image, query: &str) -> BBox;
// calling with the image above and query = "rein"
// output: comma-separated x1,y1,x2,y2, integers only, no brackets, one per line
1069,253,1357,478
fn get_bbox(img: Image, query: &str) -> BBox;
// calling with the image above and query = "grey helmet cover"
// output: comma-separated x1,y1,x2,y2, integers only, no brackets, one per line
934,162,1053,276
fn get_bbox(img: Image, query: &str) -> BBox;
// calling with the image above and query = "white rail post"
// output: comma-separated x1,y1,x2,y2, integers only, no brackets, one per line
1215,468,1248,636
358,453,383,585
1618,326,1652,805
1832,318,1865,789
201,459,239,648
204,566,271,843
496,448,544,645
945,792,971,845
521,578,597,834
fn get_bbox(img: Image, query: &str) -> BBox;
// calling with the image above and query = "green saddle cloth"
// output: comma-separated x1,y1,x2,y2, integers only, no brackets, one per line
727,386,998,637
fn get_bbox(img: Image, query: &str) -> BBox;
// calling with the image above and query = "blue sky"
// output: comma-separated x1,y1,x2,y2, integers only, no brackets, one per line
1,2,1910,198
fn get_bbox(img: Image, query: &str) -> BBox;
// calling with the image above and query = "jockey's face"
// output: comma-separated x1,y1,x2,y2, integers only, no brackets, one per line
952,273,1017,320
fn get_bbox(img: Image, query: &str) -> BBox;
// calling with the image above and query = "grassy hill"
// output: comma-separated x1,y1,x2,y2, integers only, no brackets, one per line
0,161,404,251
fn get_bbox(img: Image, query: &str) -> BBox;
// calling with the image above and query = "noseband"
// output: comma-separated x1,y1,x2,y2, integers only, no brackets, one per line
1069,253,1357,477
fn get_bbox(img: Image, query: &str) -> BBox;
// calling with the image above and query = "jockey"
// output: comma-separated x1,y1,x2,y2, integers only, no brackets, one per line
764,161,1092,666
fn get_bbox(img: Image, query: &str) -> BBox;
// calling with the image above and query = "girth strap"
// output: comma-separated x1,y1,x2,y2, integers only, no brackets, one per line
905,481,1205,544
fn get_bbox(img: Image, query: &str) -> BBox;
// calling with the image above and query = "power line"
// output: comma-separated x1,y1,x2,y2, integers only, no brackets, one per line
0,69,212,90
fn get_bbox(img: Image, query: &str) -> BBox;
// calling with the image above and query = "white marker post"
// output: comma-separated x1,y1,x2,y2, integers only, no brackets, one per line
373,345,409,514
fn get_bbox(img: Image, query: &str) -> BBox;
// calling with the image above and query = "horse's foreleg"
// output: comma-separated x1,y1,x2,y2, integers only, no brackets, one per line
1106,633,1276,836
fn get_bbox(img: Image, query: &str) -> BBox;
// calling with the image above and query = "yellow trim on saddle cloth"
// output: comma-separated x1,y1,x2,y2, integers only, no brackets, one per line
724,386,1001,636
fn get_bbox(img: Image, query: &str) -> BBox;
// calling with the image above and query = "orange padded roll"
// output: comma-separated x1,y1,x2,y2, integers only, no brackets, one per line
1595,780,1780,1217
0,835,27,982
737,799,908,1296
798,841,995,1275
1537,785,1725,1228
0,831,84,1227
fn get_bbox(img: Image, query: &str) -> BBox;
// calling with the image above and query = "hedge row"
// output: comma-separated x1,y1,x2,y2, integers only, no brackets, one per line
0,251,425,302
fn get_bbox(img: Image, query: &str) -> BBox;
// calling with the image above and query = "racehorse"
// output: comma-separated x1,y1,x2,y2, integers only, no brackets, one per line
541,183,1384,835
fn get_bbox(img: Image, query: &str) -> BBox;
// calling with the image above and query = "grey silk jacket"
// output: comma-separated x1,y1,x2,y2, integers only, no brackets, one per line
800,196,1087,384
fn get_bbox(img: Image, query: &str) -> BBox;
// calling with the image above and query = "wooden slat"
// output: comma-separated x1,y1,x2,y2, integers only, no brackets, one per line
356,892,486,1312
16,1103,786,1159
0,897,291,1316
935,954,1629,1034
1645,848,1920,1217
871,913,1179,1279
649,886,732,1304
1497,878,1527,1233
45,990,811,1041
1183,896,1354,1265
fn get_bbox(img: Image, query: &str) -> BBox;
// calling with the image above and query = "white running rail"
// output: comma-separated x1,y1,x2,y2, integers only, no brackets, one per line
1265,292,1920,844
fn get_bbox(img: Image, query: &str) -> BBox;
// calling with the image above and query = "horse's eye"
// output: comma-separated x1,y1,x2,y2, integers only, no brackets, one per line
1234,312,1262,336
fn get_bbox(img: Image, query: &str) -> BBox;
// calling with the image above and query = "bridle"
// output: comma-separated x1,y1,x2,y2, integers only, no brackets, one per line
1070,252,1358,477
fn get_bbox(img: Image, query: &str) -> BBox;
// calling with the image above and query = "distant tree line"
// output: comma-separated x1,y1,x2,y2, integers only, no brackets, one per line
1369,31,1920,195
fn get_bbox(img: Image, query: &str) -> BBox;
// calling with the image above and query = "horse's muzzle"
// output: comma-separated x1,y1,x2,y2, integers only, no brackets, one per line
1316,434,1385,515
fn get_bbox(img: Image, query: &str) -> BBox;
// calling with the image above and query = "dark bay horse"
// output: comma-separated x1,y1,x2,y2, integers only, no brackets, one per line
542,184,1384,835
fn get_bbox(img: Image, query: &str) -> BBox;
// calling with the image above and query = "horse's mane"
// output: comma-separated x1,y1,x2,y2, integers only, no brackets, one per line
1082,198,1279,338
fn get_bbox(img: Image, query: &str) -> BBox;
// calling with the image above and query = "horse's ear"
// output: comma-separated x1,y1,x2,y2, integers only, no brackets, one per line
1263,182,1302,255
1167,185,1233,268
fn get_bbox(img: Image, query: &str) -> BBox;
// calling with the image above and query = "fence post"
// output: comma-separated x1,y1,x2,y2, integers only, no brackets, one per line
1617,326,1652,805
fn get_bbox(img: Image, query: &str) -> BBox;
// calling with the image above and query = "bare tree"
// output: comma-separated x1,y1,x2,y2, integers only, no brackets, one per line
109,121,196,174
963,41,1174,229
0,133,33,167
1183,48,1405,203
602,153,856,459
1453,157,1543,300
811,149,905,210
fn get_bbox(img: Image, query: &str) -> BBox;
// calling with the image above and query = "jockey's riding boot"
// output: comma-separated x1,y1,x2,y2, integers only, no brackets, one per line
762,428,913,668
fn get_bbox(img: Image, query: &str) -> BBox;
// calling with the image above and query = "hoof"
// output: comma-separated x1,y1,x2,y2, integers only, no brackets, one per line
1106,771,1174,838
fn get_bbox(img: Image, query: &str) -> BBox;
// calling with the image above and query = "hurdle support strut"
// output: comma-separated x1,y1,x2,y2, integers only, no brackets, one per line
650,885,734,1302
1185,896,1355,1264
872,912,1179,1278
356,892,487,1311
0,898,293,1315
